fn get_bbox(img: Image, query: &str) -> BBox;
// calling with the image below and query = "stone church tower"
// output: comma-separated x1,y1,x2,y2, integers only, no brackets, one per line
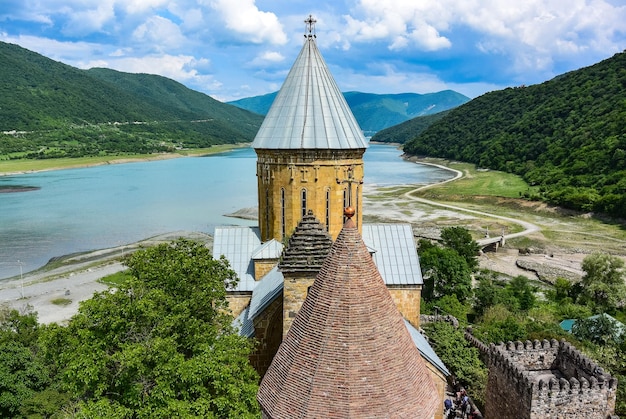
252,16,368,242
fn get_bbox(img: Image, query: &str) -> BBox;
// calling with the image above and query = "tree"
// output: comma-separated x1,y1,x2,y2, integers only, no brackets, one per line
473,305,527,344
473,271,518,317
578,252,626,313
40,239,260,418
420,245,473,303
508,275,537,311
0,308,53,418
423,322,487,407
572,315,624,346
440,226,480,270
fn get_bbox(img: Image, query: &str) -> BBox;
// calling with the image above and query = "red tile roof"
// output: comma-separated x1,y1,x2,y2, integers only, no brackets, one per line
258,216,438,418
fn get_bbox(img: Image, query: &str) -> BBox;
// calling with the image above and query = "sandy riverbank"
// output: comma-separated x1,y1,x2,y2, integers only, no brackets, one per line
0,231,212,324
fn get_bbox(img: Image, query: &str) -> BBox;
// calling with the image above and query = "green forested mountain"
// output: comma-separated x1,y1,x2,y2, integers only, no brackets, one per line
229,90,469,135
370,110,451,143
403,52,626,218
0,41,263,158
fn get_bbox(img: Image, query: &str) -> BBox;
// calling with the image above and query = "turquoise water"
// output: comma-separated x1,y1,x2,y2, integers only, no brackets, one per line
0,144,453,279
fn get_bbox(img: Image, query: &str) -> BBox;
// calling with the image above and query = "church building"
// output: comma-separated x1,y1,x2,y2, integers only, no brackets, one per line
213,16,448,418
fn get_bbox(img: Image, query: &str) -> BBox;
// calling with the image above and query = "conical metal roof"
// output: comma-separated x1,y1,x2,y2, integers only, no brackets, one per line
258,215,438,418
252,32,368,150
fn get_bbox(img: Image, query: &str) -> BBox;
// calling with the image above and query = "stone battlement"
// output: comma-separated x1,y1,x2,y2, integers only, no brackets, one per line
465,332,618,418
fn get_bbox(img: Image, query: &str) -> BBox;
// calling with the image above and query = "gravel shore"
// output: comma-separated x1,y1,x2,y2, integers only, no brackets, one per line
0,231,212,324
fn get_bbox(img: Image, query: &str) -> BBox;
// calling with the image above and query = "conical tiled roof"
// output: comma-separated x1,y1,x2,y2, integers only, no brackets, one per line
251,34,368,150
258,215,439,418
278,210,333,273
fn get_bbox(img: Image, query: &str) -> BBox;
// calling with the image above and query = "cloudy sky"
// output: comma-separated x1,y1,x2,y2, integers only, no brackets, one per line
1,0,625,102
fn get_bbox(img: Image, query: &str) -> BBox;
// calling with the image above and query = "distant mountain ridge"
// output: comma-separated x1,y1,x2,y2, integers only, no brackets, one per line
228,90,469,135
402,51,626,218
370,110,452,144
0,41,263,157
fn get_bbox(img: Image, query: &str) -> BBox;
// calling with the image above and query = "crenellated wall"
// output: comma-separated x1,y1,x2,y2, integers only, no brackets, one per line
465,333,619,419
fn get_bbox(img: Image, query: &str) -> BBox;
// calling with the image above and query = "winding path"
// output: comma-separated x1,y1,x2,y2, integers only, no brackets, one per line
404,162,541,242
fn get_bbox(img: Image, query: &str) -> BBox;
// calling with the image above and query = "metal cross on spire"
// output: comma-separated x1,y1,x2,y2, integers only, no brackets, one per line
305,15,317,38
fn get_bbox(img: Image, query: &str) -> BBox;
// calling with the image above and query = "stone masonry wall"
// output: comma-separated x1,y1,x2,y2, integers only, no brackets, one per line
256,149,365,242
387,285,421,328
283,272,316,337
226,292,252,318
254,259,278,281
250,295,283,376
479,338,618,419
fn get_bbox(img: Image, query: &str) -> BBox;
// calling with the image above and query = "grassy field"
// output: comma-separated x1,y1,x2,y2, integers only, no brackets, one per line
420,160,538,198
0,144,247,175
399,158,626,254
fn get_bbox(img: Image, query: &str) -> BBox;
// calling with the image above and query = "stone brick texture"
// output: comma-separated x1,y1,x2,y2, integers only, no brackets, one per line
256,149,364,241
225,293,251,318
478,338,618,419
254,259,278,281
388,285,422,328
249,296,283,376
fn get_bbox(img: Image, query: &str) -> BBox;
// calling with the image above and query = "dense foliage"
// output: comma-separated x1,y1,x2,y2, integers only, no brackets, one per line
404,52,626,218
419,228,625,415
0,239,260,418
0,41,263,159
229,90,468,136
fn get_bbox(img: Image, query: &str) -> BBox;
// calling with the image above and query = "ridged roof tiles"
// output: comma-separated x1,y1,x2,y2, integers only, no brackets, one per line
258,216,438,418
278,210,333,273
252,35,368,150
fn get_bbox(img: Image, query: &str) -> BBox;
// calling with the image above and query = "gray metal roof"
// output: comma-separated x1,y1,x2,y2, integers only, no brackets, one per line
405,320,450,377
248,266,284,320
362,223,423,286
212,226,261,292
251,36,368,150
232,305,254,338
215,224,422,289
251,239,283,260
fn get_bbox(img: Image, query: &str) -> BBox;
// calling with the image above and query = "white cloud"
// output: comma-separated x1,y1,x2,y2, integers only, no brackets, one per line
342,0,452,50
249,50,285,66
61,1,116,36
209,0,288,45
132,15,187,51
341,0,625,56
123,0,170,14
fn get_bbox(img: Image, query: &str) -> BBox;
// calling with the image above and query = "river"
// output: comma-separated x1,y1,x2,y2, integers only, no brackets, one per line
0,144,453,279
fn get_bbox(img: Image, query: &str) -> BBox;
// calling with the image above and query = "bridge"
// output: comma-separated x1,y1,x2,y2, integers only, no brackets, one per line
477,234,506,253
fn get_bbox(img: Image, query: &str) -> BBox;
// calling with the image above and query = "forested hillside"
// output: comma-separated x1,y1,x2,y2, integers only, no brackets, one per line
229,90,468,135
404,52,626,218
0,42,263,158
370,110,451,143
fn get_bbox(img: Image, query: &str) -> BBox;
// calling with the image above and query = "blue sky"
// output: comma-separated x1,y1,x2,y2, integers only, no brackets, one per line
1,0,625,102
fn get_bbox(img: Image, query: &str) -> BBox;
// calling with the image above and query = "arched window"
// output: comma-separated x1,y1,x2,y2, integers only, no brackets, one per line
265,189,270,236
301,188,307,218
280,188,286,239
325,188,330,232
